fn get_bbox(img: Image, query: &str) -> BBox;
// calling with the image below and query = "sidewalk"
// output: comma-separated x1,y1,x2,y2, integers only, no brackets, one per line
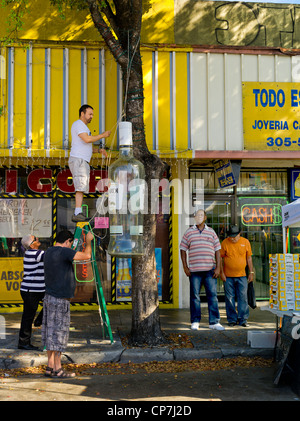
0,302,277,370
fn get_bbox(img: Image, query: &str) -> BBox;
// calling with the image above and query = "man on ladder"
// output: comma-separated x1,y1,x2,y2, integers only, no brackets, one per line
68,104,110,223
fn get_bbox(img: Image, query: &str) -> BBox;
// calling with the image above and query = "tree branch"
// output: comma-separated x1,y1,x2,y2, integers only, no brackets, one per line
100,0,119,40
85,0,128,67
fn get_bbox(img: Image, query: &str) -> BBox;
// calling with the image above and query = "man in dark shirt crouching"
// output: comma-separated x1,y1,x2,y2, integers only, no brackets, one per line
42,229,93,378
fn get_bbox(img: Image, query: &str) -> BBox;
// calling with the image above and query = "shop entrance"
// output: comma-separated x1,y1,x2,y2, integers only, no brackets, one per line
202,195,234,297
200,195,285,299
237,196,286,299
191,168,288,300
204,195,234,241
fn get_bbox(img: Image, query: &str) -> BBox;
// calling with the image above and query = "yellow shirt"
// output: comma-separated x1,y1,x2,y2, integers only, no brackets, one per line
221,237,252,277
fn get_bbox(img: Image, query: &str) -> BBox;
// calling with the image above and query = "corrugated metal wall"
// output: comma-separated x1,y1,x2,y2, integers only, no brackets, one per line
1,46,118,152
0,45,298,156
190,52,300,152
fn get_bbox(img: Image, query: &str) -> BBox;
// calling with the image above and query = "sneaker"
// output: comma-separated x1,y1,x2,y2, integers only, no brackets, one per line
209,323,225,331
191,322,199,330
72,213,89,223
240,322,249,327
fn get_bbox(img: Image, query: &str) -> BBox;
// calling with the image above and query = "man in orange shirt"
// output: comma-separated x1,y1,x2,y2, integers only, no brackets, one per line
220,225,254,327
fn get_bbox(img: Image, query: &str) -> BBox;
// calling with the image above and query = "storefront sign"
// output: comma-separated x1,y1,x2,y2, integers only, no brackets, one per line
241,202,283,226
243,82,300,151
0,258,23,303
0,198,52,237
2,168,108,194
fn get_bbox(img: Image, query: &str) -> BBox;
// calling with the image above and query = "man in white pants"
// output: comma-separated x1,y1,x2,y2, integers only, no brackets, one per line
69,104,111,223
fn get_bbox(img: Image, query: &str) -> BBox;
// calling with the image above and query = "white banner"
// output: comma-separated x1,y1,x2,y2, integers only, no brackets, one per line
0,199,52,238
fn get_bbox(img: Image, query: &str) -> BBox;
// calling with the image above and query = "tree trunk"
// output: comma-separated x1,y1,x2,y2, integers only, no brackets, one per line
87,0,168,345
123,33,167,346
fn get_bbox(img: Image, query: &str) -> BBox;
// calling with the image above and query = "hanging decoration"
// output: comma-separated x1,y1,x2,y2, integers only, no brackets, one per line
107,121,145,257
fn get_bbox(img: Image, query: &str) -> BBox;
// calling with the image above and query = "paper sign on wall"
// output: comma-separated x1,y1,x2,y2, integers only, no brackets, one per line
94,217,109,229
0,198,52,238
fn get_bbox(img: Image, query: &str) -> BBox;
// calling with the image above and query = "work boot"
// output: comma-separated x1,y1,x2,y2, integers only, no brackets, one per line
72,213,89,223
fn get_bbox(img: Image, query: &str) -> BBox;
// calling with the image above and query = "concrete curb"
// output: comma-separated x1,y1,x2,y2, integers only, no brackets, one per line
0,306,277,370
0,345,275,370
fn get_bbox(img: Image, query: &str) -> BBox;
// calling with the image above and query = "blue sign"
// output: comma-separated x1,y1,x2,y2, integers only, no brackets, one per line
155,248,162,300
290,170,300,201
214,159,236,189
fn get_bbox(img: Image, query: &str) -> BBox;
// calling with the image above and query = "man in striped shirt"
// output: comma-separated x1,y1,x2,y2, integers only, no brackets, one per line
18,234,45,350
180,209,224,331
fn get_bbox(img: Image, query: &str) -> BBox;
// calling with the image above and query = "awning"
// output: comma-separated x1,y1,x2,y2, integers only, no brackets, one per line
282,199,300,228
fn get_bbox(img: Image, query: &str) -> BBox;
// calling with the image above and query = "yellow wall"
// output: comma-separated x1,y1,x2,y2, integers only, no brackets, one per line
0,45,192,159
0,0,99,43
1,0,299,48
50,48,64,149
0,0,175,44
0,48,7,149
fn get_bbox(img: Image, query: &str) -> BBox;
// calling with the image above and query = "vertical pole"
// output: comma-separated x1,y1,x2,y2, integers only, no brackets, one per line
44,48,51,150
63,48,69,150
8,47,14,149
26,44,32,149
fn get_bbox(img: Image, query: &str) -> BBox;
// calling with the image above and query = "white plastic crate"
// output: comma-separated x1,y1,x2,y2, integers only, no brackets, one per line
247,330,277,348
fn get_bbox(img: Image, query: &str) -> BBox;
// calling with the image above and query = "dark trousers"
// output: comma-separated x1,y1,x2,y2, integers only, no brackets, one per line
18,290,44,346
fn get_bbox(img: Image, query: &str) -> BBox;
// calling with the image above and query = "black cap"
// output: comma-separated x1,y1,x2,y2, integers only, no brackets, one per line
227,225,240,237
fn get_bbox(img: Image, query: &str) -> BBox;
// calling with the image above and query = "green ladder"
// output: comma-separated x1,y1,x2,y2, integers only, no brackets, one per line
72,221,114,344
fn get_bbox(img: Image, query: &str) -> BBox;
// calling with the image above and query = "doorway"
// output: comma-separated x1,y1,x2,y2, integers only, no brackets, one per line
199,195,284,299
201,195,235,297
204,195,234,242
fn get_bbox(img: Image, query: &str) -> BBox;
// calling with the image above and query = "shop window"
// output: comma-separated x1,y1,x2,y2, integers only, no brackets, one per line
190,169,234,194
0,197,52,257
237,170,288,195
0,166,172,305
238,196,287,299
57,192,171,304
190,168,288,300
57,197,109,304
0,196,52,304
190,169,288,196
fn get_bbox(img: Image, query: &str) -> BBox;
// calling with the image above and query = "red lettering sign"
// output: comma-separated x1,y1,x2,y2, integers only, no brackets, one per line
57,169,74,193
3,168,109,194
27,169,52,193
90,170,108,193
5,170,17,193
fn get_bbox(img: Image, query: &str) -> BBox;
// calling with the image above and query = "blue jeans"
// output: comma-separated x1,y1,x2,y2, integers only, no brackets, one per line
224,276,249,324
189,270,220,325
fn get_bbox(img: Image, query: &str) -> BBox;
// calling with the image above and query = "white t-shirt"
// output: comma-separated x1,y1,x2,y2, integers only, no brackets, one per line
70,119,93,163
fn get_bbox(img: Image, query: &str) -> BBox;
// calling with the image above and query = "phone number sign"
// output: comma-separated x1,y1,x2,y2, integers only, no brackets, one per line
242,82,300,151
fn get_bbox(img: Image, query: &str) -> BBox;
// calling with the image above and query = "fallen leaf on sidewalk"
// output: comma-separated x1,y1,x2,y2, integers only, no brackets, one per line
0,356,273,378
120,332,194,349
